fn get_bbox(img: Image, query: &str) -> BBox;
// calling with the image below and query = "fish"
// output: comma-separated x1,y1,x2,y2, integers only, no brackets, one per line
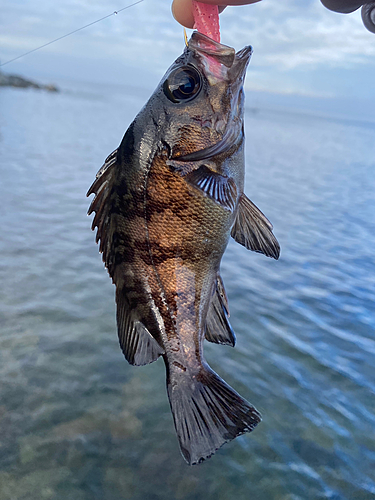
87,32,280,465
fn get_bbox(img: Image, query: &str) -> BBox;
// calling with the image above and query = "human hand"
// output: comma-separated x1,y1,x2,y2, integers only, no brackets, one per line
172,0,262,29
320,1,375,33
320,0,366,13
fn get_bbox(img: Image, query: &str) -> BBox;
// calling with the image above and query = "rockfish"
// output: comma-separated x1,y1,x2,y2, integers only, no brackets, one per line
87,32,279,465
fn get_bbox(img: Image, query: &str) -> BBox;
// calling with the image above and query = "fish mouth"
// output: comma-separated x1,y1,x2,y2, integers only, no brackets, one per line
188,32,252,78
176,33,251,162
188,32,237,68
230,45,253,81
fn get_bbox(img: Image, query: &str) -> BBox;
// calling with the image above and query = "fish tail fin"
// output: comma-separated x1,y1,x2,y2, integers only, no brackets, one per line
167,363,261,465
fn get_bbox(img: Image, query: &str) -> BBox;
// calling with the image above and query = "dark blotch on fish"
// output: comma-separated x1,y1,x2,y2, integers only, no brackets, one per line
87,32,280,465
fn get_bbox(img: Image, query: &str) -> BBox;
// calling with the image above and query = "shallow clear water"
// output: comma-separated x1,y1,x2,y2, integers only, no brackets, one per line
0,80,374,500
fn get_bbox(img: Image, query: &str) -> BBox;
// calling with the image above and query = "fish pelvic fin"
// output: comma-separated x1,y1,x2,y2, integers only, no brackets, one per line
205,273,236,347
167,363,261,465
116,288,165,366
231,193,280,259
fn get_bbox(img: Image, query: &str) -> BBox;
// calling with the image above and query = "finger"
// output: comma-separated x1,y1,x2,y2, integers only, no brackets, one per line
320,0,364,13
196,0,261,4
172,0,195,28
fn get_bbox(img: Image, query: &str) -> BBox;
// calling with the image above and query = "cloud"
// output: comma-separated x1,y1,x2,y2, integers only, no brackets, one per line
0,0,374,98
221,1,375,69
0,0,181,70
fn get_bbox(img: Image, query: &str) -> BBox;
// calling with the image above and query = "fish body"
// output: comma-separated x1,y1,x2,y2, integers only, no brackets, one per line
87,32,280,464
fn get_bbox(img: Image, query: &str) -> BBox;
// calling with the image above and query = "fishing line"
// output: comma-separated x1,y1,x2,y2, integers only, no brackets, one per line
0,0,144,68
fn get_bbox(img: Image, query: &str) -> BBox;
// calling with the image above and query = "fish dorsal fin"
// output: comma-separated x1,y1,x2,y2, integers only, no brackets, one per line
231,194,280,259
185,165,237,211
116,289,165,366
205,273,236,347
87,143,165,366
87,149,119,277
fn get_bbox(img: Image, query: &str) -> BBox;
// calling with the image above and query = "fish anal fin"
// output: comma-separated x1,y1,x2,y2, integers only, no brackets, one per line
185,165,237,211
205,273,236,347
167,364,261,465
216,272,229,315
116,289,165,366
231,194,280,259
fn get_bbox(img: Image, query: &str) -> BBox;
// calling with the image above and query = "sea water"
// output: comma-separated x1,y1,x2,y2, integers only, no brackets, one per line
0,80,374,500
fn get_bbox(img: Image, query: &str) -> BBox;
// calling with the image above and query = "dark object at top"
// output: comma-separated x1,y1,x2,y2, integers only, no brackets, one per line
320,0,375,33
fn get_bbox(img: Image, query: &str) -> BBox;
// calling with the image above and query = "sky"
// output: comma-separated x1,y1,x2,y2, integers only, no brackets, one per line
0,0,374,113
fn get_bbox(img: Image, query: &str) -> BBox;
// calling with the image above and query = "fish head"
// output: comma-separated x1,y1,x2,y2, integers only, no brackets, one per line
150,32,252,163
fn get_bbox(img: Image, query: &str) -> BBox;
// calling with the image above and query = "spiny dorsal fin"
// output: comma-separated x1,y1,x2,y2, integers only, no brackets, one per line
205,273,236,347
116,288,165,366
231,194,280,259
87,149,119,277
87,141,165,366
185,165,237,211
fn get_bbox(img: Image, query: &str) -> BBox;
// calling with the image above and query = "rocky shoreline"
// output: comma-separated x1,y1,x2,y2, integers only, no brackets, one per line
0,70,59,92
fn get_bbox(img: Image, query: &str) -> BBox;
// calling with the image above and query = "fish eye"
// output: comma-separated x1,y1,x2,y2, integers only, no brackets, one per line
163,66,202,103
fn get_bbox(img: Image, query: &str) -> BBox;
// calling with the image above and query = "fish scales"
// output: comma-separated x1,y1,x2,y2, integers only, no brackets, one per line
146,154,233,356
87,32,280,465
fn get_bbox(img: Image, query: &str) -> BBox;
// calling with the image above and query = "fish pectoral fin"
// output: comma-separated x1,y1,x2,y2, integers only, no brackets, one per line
167,363,261,465
185,164,237,211
116,290,165,366
205,273,236,347
231,193,280,259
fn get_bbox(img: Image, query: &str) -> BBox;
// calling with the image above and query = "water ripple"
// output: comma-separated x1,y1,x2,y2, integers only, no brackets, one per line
1,83,374,500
